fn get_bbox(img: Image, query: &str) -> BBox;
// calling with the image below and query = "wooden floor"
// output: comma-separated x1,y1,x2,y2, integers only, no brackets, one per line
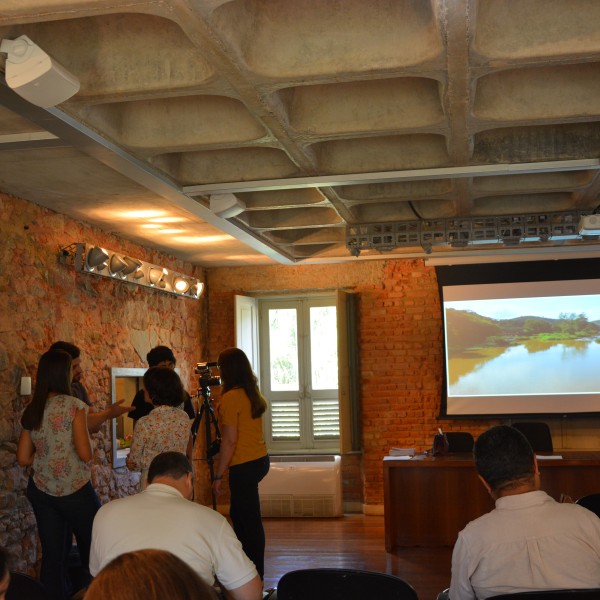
263,515,452,600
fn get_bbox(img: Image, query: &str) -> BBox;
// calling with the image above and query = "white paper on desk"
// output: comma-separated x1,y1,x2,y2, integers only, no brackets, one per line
383,455,412,461
536,455,563,460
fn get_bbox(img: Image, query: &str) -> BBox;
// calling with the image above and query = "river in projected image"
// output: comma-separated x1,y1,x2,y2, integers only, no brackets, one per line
449,339,600,395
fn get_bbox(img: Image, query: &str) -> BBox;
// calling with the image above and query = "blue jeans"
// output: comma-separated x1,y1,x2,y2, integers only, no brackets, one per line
26,477,100,600
229,454,270,579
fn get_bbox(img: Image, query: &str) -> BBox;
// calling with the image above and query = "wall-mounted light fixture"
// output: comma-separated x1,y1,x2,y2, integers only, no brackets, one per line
59,243,204,300
0,35,80,107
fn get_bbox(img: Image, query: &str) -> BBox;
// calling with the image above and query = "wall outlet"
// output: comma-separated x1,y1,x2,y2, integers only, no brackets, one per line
20,377,31,395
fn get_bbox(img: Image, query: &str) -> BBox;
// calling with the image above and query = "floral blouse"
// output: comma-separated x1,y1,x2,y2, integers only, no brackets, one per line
127,405,192,488
29,394,91,496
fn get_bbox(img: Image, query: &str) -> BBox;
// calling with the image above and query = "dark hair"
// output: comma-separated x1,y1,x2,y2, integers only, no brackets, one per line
147,452,192,484
83,549,216,600
146,346,176,367
218,348,267,419
0,546,8,578
474,425,536,494
21,350,73,430
50,341,81,359
143,366,185,407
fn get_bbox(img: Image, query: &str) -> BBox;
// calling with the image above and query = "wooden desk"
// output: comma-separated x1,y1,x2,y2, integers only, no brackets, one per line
383,452,600,550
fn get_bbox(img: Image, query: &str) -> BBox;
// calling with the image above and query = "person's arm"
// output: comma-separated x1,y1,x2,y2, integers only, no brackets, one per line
17,429,35,466
448,533,476,600
223,575,263,600
125,452,139,471
73,408,93,462
212,423,238,495
87,400,134,434
126,421,144,471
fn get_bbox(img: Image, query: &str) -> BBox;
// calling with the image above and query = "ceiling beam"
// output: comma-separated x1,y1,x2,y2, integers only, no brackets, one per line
184,159,600,196
0,83,295,264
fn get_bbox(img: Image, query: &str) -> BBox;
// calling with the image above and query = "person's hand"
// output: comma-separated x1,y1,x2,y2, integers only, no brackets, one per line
212,478,224,496
108,399,134,419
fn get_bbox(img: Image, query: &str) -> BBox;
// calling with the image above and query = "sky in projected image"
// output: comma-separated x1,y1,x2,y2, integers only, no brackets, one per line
446,294,600,322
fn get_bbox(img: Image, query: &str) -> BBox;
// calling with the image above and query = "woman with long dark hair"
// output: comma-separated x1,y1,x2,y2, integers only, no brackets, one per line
17,349,100,600
212,348,269,579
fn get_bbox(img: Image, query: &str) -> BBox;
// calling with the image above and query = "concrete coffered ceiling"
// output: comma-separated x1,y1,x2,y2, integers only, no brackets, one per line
0,1,600,266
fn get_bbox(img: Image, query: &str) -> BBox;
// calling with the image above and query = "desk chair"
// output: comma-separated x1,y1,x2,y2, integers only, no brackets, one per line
445,432,474,453
575,493,600,518
512,422,553,453
6,572,50,600
276,568,418,600
490,589,600,599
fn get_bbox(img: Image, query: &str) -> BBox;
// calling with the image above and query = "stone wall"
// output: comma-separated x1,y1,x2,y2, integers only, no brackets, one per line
0,192,205,571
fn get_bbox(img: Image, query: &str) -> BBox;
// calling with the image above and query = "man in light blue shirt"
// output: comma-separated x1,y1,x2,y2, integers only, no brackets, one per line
449,425,600,599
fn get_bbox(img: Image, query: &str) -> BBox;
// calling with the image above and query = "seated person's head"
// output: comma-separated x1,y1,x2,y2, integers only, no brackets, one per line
0,547,9,600
83,549,216,600
146,345,176,368
147,452,194,498
474,425,537,497
143,366,184,408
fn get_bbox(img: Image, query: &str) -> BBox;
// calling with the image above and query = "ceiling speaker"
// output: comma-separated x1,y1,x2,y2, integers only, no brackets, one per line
579,215,600,237
210,193,246,218
1,35,80,108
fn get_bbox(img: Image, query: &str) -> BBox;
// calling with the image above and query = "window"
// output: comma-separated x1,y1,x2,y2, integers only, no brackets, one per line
235,291,359,454
260,296,339,451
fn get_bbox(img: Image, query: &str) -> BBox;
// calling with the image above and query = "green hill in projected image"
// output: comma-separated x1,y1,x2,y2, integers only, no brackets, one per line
446,309,600,351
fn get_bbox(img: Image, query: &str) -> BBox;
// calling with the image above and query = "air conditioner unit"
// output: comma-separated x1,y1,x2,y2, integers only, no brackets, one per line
579,215,600,236
259,455,342,517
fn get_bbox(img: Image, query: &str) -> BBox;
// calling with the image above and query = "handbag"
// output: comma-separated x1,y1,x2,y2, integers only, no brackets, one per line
432,429,449,456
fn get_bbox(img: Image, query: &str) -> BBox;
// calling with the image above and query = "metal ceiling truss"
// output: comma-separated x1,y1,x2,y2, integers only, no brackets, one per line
346,211,593,256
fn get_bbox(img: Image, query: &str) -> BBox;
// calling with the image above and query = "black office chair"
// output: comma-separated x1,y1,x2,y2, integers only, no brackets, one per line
490,589,600,599
275,568,418,600
575,493,600,518
6,572,50,600
445,431,474,453
512,422,553,453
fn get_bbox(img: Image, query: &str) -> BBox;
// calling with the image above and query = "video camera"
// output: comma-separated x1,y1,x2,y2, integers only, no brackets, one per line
195,361,222,388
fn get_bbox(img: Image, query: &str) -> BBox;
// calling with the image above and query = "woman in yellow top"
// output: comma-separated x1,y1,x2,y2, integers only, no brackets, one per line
212,347,269,579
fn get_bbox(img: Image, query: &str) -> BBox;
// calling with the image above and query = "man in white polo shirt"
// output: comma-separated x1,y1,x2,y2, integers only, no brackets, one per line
89,452,262,600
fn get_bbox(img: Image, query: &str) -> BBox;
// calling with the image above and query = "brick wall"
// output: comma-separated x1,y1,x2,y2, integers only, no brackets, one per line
205,261,497,508
0,192,205,570
1,188,499,572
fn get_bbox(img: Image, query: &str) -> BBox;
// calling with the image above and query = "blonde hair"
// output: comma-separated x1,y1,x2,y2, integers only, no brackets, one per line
84,550,216,600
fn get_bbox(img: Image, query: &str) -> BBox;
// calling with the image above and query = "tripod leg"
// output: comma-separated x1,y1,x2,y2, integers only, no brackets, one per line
191,404,204,447
204,401,217,510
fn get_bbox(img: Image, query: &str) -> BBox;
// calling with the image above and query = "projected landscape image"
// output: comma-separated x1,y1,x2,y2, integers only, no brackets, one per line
445,295,600,396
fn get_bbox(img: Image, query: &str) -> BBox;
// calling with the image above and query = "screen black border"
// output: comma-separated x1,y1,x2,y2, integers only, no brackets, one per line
435,257,600,419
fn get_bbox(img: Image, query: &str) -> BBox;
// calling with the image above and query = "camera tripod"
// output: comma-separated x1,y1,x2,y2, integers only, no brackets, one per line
191,383,221,509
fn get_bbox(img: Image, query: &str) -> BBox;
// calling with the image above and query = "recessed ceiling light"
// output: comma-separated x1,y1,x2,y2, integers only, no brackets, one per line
121,210,166,219
149,216,185,224
156,228,185,235
172,234,233,245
